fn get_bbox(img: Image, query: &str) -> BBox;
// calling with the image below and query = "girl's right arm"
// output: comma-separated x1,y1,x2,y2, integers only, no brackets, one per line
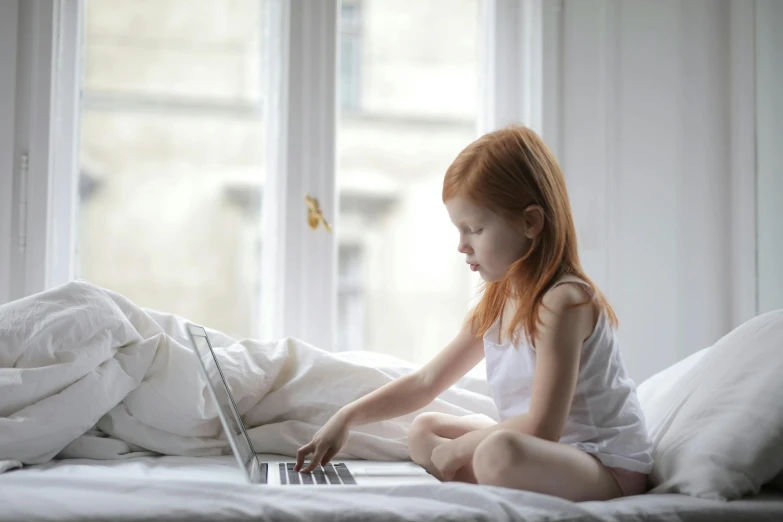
295,316,485,471
342,319,485,426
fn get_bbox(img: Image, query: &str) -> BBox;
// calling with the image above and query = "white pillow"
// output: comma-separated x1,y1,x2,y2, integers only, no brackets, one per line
637,309,783,500
637,347,708,417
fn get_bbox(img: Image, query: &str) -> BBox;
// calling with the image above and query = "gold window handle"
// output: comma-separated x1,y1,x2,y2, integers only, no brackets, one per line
304,194,332,232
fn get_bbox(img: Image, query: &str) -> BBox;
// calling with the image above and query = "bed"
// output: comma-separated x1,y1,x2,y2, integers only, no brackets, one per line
1,455,782,522
3,283,783,521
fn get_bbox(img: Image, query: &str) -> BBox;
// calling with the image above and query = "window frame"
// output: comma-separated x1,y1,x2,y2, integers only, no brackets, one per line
1,0,82,303
0,0,19,305
260,0,340,348
10,0,645,351
479,0,546,136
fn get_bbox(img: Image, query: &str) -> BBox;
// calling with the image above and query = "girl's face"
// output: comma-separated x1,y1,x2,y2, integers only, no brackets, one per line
445,196,539,283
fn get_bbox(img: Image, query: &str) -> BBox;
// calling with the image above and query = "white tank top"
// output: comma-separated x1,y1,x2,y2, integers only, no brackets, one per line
483,276,654,474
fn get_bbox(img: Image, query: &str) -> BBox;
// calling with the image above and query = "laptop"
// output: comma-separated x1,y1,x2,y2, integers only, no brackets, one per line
187,323,440,486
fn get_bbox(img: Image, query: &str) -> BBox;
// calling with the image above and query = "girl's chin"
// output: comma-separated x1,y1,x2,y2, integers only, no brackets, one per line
477,271,501,283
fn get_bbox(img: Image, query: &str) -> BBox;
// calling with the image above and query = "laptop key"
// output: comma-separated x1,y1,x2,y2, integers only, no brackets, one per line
323,464,342,485
277,462,344,486
334,463,357,484
313,469,328,485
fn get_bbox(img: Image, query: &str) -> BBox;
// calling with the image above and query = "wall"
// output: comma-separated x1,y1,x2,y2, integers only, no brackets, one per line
552,0,738,381
756,0,783,314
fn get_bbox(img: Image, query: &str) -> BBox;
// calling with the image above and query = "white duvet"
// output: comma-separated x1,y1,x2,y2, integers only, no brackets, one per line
6,282,783,522
0,281,498,472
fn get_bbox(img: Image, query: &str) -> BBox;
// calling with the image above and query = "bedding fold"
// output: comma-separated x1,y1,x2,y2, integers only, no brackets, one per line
0,281,497,471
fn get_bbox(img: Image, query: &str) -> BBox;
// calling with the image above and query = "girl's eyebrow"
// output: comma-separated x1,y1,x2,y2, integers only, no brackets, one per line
460,217,484,226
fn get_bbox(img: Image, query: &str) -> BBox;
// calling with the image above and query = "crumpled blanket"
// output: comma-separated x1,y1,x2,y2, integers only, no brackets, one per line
0,281,497,472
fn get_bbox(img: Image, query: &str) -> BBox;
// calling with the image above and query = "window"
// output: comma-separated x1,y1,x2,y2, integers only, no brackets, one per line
336,0,481,364
76,0,482,359
339,1,362,110
336,243,365,352
37,0,537,369
78,0,267,340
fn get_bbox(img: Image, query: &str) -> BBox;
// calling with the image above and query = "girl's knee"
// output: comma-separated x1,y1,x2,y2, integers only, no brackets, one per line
408,412,441,440
473,430,529,485
475,430,528,462
408,413,440,463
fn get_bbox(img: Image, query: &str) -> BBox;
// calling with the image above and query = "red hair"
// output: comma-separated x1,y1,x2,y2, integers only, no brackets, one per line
442,125,617,343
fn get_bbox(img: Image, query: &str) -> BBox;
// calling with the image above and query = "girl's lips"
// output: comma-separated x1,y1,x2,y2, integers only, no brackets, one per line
470,264,479,272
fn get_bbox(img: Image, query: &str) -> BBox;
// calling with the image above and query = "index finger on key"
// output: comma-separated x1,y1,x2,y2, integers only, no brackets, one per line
295,443,314,471
301,447,328,473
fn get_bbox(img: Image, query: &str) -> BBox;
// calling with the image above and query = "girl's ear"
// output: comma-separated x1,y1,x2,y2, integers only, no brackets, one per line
523,205,545,239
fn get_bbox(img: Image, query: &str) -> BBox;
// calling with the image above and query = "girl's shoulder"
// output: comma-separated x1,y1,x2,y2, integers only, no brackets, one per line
542,277,595,309
538,278,600,341
495,276,602,346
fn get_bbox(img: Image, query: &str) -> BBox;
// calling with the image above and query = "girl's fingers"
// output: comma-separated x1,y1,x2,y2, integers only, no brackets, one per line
301,447,329,473
320,447,339,467
294,442,314,471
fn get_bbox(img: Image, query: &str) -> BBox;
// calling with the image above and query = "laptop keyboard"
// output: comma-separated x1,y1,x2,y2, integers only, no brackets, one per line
279,462,357,485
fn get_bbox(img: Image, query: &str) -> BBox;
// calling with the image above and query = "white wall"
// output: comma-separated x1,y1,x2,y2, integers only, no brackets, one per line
756,0,783,314
0,1,19,305
549,0,744,381
0,1,766,382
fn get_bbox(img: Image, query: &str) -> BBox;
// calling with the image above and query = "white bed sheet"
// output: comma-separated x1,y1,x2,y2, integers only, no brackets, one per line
1,456,782,522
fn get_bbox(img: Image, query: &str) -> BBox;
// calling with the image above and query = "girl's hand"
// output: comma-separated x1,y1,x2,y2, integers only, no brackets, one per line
294,411,352,473
431,441,468,481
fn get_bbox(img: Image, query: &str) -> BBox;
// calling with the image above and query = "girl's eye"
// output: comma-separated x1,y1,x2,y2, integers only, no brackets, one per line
472,228,483,234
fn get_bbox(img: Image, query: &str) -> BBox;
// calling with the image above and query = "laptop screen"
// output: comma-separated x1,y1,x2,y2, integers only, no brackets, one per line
187,324,260,476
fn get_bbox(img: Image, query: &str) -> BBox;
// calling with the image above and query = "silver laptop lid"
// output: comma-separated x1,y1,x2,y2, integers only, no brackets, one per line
187,324,265,483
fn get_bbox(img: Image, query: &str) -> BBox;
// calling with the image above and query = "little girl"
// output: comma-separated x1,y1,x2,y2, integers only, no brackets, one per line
295,125,653,501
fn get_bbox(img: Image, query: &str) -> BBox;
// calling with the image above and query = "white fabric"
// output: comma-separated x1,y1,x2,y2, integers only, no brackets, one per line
638,309,783,500
0,459,20,473
483,276,653,474
2,456,783,522
0,281,497,471
637,348,708,414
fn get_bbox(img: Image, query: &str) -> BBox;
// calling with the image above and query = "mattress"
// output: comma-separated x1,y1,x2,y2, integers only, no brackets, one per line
1,455,782,522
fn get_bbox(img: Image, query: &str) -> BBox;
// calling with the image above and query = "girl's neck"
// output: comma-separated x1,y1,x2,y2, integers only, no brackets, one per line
498,297,520,344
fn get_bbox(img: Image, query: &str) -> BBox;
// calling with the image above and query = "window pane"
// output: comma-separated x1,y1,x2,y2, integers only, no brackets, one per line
336,0,480,364
78,0,266,340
